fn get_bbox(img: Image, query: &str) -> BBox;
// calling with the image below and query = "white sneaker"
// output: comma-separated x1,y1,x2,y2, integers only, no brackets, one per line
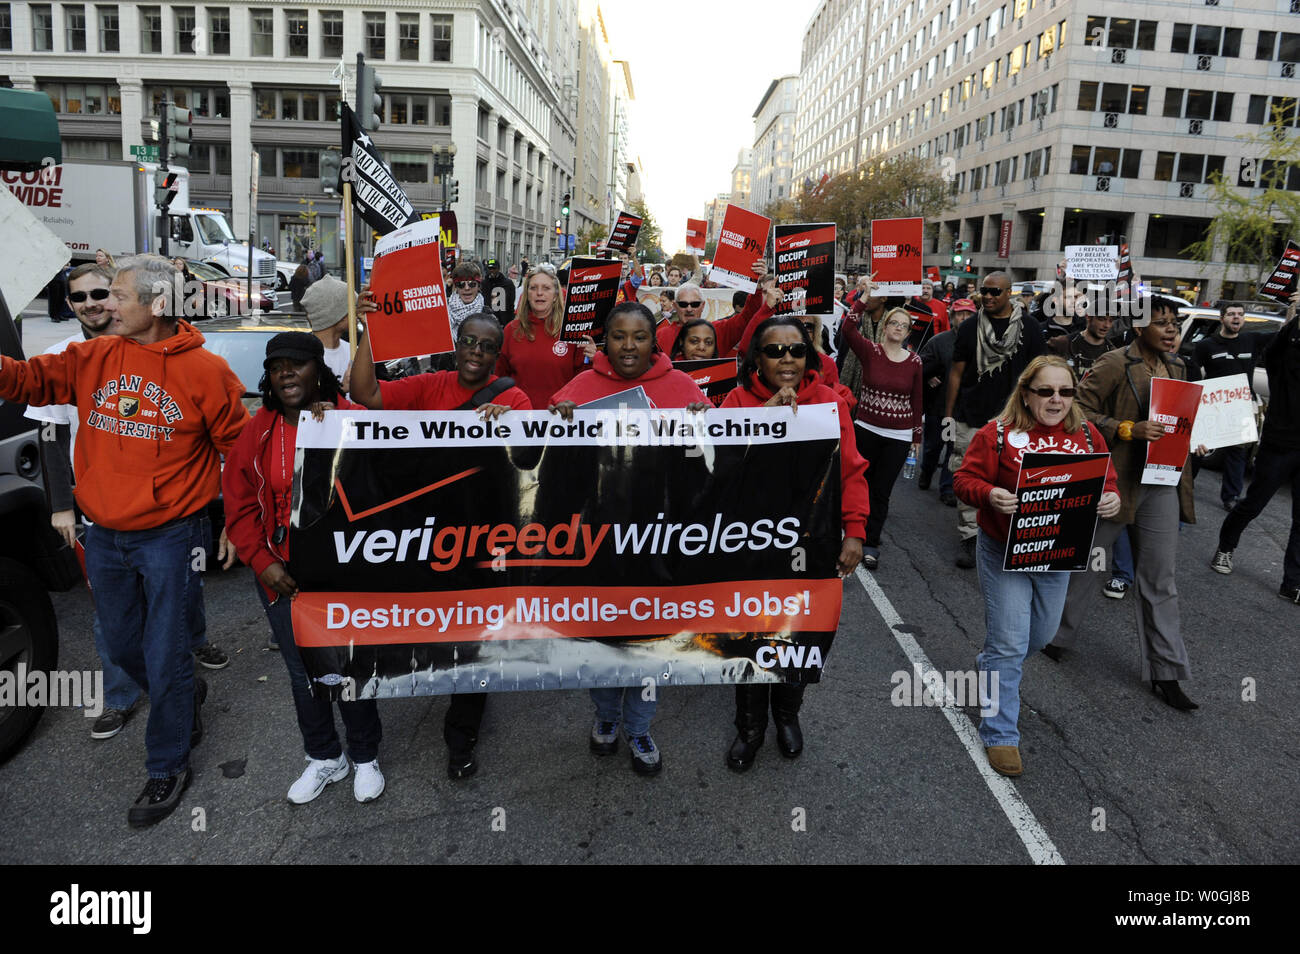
287,755,349,805
353,759,385,803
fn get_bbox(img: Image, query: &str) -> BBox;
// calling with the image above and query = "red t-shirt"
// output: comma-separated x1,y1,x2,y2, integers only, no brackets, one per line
378,370,532,411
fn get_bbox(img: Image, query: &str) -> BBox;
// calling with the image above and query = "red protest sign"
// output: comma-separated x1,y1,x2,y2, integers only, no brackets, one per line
869,217,924,296
367,217,454,361
606,210,643,252
710,205,771,294
1142,378,1201,485
686,218,708,256
561,257,623,341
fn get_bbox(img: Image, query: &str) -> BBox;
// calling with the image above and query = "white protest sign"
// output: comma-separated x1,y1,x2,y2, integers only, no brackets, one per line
1190,374,1259,451
0,182,72,317
1064,245,1119,281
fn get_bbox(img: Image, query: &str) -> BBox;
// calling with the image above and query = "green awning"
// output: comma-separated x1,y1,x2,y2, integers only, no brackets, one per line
0,88,62,172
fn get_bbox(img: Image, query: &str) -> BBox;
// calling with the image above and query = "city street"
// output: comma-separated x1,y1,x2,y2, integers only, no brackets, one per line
1,328,1294,864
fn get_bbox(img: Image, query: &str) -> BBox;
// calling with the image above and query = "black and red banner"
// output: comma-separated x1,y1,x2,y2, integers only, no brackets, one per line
561,256,622,341
774,223,836,318
673,357,739,401
605,210,643,253
1004,451,1110,572
1259,239,1300,304
288,407,845,696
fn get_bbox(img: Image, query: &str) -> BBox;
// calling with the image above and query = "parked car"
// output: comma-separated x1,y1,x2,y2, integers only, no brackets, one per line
180,259,274,318
198,313,316,408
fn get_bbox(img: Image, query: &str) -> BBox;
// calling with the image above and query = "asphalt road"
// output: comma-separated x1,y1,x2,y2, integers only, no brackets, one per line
2,428,1295,865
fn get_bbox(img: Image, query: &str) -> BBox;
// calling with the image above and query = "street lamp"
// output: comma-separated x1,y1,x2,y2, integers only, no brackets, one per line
432,142,458,211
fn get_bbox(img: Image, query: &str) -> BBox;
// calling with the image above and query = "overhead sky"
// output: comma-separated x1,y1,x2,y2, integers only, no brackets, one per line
599,0,811,254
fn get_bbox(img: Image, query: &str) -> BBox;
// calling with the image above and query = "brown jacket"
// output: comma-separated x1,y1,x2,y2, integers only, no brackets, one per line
1075,341,1196,525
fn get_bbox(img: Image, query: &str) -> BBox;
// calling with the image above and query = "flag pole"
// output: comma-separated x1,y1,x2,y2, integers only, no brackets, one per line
344,179,358,361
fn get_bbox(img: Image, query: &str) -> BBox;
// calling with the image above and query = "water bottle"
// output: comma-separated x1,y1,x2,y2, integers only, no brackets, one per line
903,449,917,480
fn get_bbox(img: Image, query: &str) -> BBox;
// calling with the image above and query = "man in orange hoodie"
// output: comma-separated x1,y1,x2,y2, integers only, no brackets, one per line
0,255,249,828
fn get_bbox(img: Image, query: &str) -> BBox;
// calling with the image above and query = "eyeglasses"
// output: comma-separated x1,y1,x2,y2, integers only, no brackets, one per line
677,300,703,308
885,320,911,330
528,264,557,275
455,280,480,289
1147,319,1178,329
979,286,1006,296
1024,386,1076,398
760,343,808,359
68,288,110,303
457,335,500,355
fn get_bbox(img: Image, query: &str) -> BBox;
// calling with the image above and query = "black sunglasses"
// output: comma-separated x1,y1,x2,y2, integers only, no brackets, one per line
979,286,1005,296
677,299,703,307
760,343,808,359
455,280,480,289
69,288,110,303
457,334,500,355
1024,385,1076,398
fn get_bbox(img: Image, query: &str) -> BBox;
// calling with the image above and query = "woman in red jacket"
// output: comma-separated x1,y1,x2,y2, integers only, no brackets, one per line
222,332,385,805
550,302,710,776
496,264,592,409
718,315,868,771
953,355,1120,778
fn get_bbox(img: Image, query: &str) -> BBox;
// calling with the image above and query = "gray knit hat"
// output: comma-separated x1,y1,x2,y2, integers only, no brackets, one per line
301,276,348,331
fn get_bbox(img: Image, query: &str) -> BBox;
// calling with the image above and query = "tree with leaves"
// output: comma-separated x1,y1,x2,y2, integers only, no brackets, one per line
575,222,609,255
1186,109,1300,293
629,198,663,262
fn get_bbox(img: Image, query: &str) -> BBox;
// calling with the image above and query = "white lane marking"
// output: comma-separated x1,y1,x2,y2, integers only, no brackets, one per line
854,566,1065,865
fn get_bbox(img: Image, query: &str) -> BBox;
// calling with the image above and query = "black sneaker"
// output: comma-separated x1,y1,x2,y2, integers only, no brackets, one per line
955,537,976,569
1280,584,1300,604
193,643,230,670
90,702,137,740
940,491,958,507
447,749,478,780
917,472,932,491
127,768,192,828
191,677,208,749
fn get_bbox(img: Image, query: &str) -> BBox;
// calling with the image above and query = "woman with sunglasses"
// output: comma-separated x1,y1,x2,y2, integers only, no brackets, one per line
839,306,924,570
497,263,594,409
447,262,486,338
718,315,867,770
953,355,1120,776
222,332,387,804
550,302,710,776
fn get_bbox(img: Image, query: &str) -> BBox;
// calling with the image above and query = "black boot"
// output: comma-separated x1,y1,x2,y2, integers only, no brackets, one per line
727,685,768,772
771,684,806,758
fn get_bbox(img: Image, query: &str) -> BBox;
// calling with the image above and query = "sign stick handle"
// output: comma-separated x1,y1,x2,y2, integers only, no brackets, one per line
343,180,358,361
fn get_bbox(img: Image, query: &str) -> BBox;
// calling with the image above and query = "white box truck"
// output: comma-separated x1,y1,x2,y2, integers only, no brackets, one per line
0,158,276,285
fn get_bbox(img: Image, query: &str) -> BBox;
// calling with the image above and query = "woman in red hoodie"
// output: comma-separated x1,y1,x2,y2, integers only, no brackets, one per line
953,355,1120,778
718,315,868,771
549,302,710,777
496,264,593,408
222,332,385,806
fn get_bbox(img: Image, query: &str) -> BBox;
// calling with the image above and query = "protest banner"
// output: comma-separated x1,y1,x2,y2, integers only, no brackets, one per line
869,217,924,296
1003,452,1110,572
561,256,622,341
673,357,739,401
774,223,836,318
365,216,454,362
605,210,643,253
686,218,708,256
635,285,742,324
1142,378,1201,485
1116,241,1134,287
710,205,771,294
1065,244,1119,281
1258,239,1300,304
1190,373,1258,451
289,407,845,695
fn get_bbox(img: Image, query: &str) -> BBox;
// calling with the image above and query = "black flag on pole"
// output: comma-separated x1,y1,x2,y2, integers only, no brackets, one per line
339,103,420,236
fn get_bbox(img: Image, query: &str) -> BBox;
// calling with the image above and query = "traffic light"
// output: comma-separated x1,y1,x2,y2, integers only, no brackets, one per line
963,262,974,274
951,239,966,265
320,149,340,192
154,168,179,210
447,178,459,203
164,104,191,162
555,219,562,235
356,59,383,130
561,192,571,217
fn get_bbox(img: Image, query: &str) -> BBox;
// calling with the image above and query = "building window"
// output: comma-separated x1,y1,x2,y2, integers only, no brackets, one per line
256,89,276,120
1172,23,1241,57
174,6,194,53
398,12,418,60
431,13,451,61
1086,17,1157,51
1165,89,1234,122
1153,152,1225,183
251,8,273,56
1247,94,1300,127
64,4,86,51
94,4,116,51
286,9,307,56
0,4,10,51
31,4,53,50
208,8,228,54
40,80,122,114
281,150,319,179
389,152,429,183
302,93,319,121
365,11,385,60
320,10,342,58
138,5,160,52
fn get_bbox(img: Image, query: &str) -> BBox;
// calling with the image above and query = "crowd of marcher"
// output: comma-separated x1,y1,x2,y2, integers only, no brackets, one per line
4,243,1298,826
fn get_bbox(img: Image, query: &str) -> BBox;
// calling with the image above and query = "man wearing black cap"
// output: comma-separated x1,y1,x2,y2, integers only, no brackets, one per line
481,257,516,328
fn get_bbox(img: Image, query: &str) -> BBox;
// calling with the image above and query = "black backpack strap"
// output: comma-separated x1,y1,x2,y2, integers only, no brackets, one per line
457,377,517,410
1083,423,1094,452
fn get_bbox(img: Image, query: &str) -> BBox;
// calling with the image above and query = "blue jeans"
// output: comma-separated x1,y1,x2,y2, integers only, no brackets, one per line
974,531,1072,746
590,686,657,737
256,583,381,763
84,514,204,778
1111,526,1134,585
